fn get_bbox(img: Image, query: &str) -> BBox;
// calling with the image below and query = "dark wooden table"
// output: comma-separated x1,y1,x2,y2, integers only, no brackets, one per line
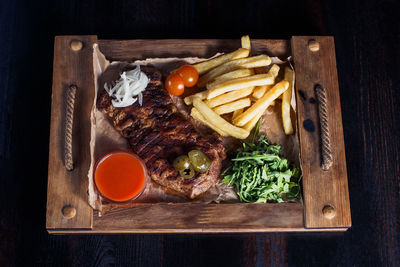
1,0,399,266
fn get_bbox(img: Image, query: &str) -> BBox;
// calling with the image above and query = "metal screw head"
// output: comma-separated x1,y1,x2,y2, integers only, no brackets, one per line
62,205,76,219
70,40,83,51
308,39,320,52
322,205,336,219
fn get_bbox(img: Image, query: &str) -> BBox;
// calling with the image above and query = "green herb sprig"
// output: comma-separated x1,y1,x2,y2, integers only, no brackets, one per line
222,120,301,203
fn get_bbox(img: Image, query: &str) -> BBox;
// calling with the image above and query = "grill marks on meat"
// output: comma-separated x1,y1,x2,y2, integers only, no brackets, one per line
97,66,225,198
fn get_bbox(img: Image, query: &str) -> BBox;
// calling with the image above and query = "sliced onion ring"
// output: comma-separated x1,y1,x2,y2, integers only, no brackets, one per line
104,65,149,107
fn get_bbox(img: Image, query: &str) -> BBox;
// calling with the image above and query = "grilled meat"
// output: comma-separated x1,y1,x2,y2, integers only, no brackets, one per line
97,65,225,198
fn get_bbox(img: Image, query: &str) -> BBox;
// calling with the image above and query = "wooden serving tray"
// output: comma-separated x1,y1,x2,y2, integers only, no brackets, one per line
46,36,351,233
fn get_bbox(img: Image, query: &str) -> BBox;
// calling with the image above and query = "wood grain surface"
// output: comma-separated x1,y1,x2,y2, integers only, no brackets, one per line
0,0,399,266
47,37,312,233
291,36,351,228
46,35,97,230
90,203,305,234
98,39,290,60
47,37,349,233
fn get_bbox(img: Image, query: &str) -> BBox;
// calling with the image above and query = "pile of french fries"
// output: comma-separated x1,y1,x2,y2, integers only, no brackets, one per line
184,35,294,139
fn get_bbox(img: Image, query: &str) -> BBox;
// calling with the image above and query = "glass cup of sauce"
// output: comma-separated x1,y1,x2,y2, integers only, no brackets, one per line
94,150,147,202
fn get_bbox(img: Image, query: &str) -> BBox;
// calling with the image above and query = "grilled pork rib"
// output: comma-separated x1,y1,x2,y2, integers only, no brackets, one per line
97,66,225,198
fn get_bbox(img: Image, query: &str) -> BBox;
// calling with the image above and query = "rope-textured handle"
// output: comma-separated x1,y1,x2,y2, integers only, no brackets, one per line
65,85,77,171
315,84,333,171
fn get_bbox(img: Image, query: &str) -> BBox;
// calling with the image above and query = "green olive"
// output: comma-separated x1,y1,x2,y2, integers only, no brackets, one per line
173,155,191,171
188,150,211,173
179,166,195,179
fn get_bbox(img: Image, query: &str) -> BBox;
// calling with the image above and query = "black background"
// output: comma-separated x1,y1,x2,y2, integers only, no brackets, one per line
1,0,399,266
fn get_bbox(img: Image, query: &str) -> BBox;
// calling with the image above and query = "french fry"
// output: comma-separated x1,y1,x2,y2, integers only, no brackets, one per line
282,67,294,135
252,85,272,99
205,87,253,108
268,64,280,78
252,99,275,106
214,69,254,83
185,85,253,106
193,48,250,75
193,98,250,139
207,74,275,99
213,98,251,115
184,91,208,105
197,55,272,87
233,80,289,126
244,110,264,131
252,64,280,99
232,108,244,120
191,108,228,136
241,35,251,50
244,98,277,131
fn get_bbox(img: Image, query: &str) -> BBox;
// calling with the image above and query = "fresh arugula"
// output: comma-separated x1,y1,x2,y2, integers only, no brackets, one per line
222,120,301,203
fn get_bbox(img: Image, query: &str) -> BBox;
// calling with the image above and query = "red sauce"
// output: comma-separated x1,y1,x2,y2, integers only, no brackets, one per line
94,151,147,202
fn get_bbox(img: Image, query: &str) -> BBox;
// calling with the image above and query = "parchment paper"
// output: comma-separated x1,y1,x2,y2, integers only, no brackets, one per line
88,44,299,214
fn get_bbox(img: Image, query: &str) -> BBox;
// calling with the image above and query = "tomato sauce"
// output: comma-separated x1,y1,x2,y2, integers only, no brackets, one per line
94,151,147,202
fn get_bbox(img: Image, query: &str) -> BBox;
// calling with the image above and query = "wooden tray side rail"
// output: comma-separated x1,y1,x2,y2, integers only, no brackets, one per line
291,36,351,229
46,36,351,233
46,36,98,231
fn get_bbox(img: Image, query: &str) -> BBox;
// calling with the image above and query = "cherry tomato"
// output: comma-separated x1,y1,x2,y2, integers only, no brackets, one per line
165,73,185,96
176,65,199,87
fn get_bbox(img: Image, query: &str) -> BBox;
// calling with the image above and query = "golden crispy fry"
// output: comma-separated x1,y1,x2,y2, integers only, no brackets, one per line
254,64,280,75
214,69,254,83
193,48,250,75
233,80,289,126
191,108,228,136
252,99,275,106
232,108,244,120
277,76,283,100
244,109,264,131
241,35,251,50
282,66,294,135
205,87,254,108
252,85,272,99
268,64,280,78
197,55,271,87
213,98,251,115
193,98,250,139
244,92,278,131
207,74,275,99
183,91,208,105
252,64,280,99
